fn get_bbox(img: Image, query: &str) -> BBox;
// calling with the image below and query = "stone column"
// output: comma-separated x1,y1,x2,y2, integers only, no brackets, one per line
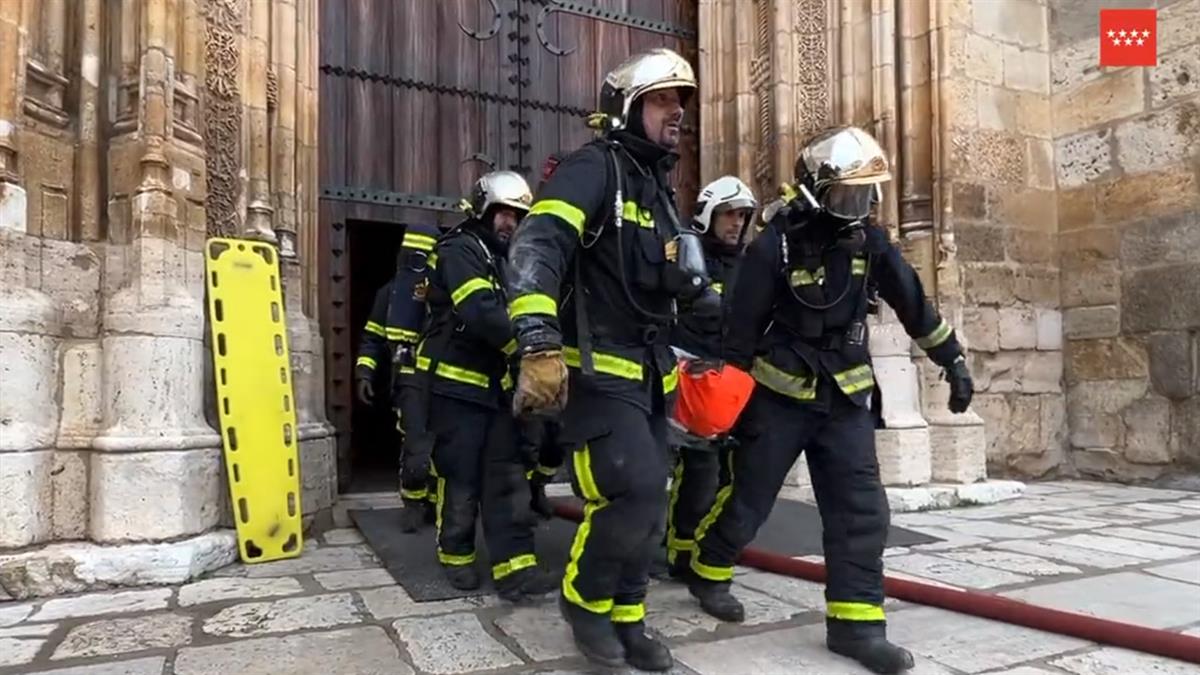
90,0,223,543
0,0,64,549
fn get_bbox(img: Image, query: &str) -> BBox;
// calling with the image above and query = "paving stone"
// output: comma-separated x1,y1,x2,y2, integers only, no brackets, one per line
31,588,171,622
937,521,1055,540
1052,533,1196,561
886,606,1090,673
178,576,304,606
0,602,33,626
892,512,971,528
905,527,993,550
1074,505,1173,524
1185,626,1200,637
202,593,361,637
979,669,1059,675
1121,502,1200,517
882,570,964,591
990,539,1151,568
394,612,522,674
644,581,806,638
52,613,192,659
1003,572,1200,629
1020,483,1074,495
216,546,378,578
675,622,957,675
26,656,167,674
1081,486,1197,502
884,553,1032,589
0,622,57,637
1150,520,1200,538
1013,514,1114,530
357,585,496,620
1095,526,1200,549
493,604,574,661
314,568,395,591
734,571,826,611
936,549,1082,577
174,626,410,675
322,528,366,545
1145,561,1200,585
1051,646,1200,675
0,636,46,667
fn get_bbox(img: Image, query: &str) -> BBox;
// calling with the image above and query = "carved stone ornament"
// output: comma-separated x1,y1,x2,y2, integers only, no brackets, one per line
267,67,279,111
794,0,831,137
203,0,245,236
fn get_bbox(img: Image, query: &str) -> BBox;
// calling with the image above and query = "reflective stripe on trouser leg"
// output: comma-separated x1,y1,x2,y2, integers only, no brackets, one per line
562,443,614,614
807,402,889,611
665,459,689,564
611,603,646,624
493,553,538,581
668,447,721,565
689,446,736,581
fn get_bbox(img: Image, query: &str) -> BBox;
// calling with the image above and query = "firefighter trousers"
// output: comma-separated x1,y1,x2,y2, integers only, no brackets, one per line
692,387,891,620
560,388,671,623
428,395,538,581
665,445,721,567
396,386,437,508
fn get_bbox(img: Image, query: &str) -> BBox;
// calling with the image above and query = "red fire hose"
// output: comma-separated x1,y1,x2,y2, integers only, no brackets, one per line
553,502,1200,665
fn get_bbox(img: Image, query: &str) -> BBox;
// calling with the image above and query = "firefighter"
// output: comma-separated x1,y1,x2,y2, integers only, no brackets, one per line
353,223,443,532
406,170,555,602
664,176,757,579
685,126,974,675
506,47,709,672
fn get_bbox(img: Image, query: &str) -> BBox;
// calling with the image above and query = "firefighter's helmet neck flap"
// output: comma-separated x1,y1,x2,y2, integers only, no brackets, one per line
459,170,533,252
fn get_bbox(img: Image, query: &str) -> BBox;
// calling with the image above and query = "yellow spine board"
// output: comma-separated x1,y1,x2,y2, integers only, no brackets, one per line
204,237,304,563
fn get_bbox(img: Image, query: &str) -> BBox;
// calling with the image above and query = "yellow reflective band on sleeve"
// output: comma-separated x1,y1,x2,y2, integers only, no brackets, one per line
827,601,886,622
711,282,724,295
398,366,416,375
529,199,586,236
916,319,953,349
611,603,646,624
364,320,386,337
402,232,436,251
508,293,558,319
492,553,538,581
428,252,438,269
662,365,679,394
386,326,420,343
562,346,644,381
690,448,736,582
415,356,491,388
852,258,867,275
400,487,428,500
502,338,517,357
562,443,615,615
451,277,496,307
621,201,654,228
750,358,817,401
356,356,377,370
833,364,875,395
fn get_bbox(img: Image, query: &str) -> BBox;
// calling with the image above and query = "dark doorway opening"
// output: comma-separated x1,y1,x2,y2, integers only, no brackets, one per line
345,219,407,493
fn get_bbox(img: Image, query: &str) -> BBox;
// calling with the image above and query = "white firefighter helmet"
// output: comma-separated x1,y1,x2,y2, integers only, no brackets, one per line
465,170,533,218
692,176,757,234
792,126,891,221
597,48,696,131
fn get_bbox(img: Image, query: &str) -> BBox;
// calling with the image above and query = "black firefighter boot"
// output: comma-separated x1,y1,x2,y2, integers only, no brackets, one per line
495,566,558,603
614,621,673,672
687,578,745,623
398,500,425,533
557,594,625,668
443,563,481,591
826,618,914,674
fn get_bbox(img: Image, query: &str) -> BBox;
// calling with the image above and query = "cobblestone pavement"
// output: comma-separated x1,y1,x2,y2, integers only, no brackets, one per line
3,480,1200,674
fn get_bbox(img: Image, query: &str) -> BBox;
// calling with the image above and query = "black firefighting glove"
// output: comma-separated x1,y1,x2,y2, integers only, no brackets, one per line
944,355,974,414
355,377,375,405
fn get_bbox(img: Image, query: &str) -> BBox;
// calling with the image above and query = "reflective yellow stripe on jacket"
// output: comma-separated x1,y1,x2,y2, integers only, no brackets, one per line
750,358,816,401
402,231,436,252
529,199,586,237
621,201,654,229
562,346,678,394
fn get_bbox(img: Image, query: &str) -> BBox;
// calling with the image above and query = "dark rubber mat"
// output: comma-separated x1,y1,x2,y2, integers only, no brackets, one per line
350,497,939,602
348,508,574,602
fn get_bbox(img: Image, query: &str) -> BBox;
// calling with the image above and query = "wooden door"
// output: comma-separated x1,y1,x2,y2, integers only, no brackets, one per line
319,0,699,489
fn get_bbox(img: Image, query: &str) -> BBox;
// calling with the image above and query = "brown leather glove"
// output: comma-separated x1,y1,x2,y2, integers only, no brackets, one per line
512,350,569,417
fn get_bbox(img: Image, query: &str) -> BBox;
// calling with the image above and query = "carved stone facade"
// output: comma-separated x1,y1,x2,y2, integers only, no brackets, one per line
0,0,332,599
700,0,1199,484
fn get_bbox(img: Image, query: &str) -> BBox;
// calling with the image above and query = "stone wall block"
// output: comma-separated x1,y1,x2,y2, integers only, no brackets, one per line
1039,393,1068,455
999,307,1038,350
1065,337,1149,384
876,428,933,486
1027,137,1055,189
0,451,53,548
1072,447,1164,481
1151,44,1200,106
1061,227,1119,269
1159,0,1200,56
1051,37,1101,91
1005,228,1057,264
1122,396,1172,464
299,436,336,515
965,33,1004,84
1036,309,1063,351
1021,350,1065,394
1052,69,1145,136
1114,100,1200,175
1062,260,1120,308
1067,378,1148,448
957,223,1005,262
1009,394,1042,456
989,186,1058,232
0,332,61,452
963,306,1000,353
89,449,222,543
1173,396,1200,465
1119,210,1200,269
1055,128,1113,189
1122,263,1200,333
977,84,1015,130
1099,166,1198,224
974,0,1048,49
1148,331,1195,399
1012,266,1061,308
953,182,989,220
951,129,1027,184
963,264,1016,305
972,393,1012,466
929,422,988,484
946,76,979,128
972,351,1022,393
1057,184,1097,230
58,340,103,448
1003,44,1050,93
1064,305,1121,340
37,240,102,339
51,451,89,541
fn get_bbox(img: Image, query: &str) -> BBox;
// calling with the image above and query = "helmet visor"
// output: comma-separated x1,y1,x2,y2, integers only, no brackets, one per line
822,183,878,220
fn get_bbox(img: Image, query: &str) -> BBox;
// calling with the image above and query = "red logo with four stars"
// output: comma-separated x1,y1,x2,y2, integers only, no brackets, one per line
1099,8,1157,67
